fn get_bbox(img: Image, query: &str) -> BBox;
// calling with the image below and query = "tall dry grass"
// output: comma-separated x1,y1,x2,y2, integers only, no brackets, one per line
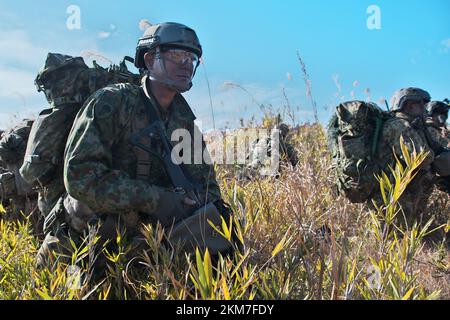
0,122,448,300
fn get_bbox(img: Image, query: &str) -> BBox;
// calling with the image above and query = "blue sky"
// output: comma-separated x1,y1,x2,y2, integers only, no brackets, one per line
0,0,449,130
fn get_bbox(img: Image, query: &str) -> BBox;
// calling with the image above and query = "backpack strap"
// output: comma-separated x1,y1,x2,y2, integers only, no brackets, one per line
129,85,203,195
131,92,154,181
371,116,383,157
88,71,97,93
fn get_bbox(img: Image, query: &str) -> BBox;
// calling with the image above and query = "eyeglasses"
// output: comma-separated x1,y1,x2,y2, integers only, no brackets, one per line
161,49,199,67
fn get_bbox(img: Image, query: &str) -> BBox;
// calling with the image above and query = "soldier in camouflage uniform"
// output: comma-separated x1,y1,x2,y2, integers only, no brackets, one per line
239,123,298,180
425,100,449,147
254,123,298,168
37,22,226,267
425,101,450,196
0,120,39,228
374,88,448,225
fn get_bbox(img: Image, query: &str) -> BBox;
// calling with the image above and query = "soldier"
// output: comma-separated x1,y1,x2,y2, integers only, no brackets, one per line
374,88,446,225
37,22,233,268
0,120,39,228
425,100,450,147
425,101,450,196
239,122,298,180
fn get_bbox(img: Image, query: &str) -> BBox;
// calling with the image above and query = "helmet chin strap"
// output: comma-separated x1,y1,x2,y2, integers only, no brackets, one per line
147,47,197,93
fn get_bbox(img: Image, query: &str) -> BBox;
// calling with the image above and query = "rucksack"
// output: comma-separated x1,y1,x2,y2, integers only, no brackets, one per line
327,100,391,203
20,53,141,188
0,119,35,197
0,119,34,166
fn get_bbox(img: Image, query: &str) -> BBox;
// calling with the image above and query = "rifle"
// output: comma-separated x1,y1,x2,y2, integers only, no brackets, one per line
129,119,204,208
93,56,141,86
129,90,203,208
129,87,234,255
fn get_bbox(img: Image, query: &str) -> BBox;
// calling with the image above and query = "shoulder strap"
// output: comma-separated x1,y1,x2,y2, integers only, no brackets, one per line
131,95,154,181
129,87,203,201
371,116,383,157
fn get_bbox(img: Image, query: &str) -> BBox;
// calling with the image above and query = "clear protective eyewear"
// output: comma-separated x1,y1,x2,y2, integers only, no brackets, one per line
161,48,199,69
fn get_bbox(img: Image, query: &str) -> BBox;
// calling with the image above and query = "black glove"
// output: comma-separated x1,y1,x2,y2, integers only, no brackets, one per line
152,190,194,227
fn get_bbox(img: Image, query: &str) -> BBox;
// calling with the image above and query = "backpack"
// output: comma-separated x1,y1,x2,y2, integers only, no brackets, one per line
327,100,391,203
0,119,34,166
0,119,36,197
20,53,141,187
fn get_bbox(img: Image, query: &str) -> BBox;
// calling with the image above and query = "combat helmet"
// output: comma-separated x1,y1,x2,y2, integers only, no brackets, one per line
426,100,450,116
134,22,202,93
389,87,431,112
276,123,290,137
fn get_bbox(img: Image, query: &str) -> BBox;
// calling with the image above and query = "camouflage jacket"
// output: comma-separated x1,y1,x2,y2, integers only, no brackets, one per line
64,78,221,218
425,119,450,148
0,119,34,166
247,136,298,169
280,138,298,166
377,112,436,195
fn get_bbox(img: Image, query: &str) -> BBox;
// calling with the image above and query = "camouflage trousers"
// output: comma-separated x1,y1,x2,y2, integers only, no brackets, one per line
36,198,240,277
36,201,147,277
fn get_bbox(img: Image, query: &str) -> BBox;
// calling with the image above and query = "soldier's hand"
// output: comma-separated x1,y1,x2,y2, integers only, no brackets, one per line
153,190,194,227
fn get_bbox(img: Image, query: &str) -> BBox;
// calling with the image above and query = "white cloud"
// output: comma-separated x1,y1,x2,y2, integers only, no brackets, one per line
0,29,49,70
98,24,118,40
0,24,128,131
0,29,51,119
184,76,309,130
98,31,111,39
0,110,40,131
0,67,39,98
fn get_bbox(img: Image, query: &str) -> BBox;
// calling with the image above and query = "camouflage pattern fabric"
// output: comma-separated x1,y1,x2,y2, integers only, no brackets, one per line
0,119,40,234
39,77,224,270
425,119,450,148
327,101,391,203
63,76,221,232
246,135,297,170
21,53,141,220
0,120,34,166
373,112,437,223
239,124,298,181
0,120,37,205
21,104,82,218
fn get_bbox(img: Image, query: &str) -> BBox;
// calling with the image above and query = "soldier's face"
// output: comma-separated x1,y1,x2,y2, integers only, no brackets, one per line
403,100,425,117
144,48,198,91
161,49,197,84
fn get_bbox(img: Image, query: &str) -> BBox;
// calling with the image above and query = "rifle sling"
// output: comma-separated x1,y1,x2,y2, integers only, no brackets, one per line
129,87,201,196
